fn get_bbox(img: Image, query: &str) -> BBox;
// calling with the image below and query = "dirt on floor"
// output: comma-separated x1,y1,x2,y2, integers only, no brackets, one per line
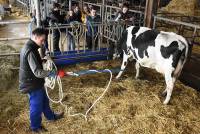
0,59,200,134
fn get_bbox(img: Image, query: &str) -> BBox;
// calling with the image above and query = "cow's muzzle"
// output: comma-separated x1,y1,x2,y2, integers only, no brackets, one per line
113,53,120,60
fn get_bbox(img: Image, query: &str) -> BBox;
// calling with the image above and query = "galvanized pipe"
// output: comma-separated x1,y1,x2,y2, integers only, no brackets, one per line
69,0,72,11
0,37,29,41
0,20,31,25
0,53,20,56
35,0,41,27
154,16,200,29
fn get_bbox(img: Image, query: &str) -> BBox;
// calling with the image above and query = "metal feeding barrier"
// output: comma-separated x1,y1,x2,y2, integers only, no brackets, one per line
0,20,32,56
46,21,125,66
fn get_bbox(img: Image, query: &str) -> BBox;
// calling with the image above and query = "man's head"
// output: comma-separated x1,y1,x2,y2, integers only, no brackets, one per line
31,28,47,47
68,10,74,16
122,5,129,14
74,5,80,13
83,5,89,13
90,8,97,17
118,2,123,9
53,2,60,11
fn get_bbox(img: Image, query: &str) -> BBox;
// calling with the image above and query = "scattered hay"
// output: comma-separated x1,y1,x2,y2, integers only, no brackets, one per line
161,0,198,16
1,60,200,134
0,43,19,89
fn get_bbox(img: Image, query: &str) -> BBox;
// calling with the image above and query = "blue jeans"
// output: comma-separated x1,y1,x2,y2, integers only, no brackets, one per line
52,29,60,52
28,88,55,130
67,32,75,51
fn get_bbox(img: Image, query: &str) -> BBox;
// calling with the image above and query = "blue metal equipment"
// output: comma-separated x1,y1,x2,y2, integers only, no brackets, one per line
52,48,109,66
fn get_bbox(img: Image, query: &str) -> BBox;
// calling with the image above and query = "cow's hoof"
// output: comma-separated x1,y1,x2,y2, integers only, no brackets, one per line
163,101,168,105
135,76,141,80
115,76,120,79
163,99,170,105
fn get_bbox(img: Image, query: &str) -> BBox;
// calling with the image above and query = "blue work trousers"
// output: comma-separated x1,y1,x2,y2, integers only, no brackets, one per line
28,88,55,130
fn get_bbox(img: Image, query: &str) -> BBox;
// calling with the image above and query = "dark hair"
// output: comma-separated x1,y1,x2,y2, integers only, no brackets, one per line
123,3,129,8
53,2,60,9
83,4,90,13
90,6,97,11
32,28,48,36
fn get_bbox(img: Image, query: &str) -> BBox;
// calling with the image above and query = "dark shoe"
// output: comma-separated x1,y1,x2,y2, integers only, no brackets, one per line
54,111,64,121
31,125,48,133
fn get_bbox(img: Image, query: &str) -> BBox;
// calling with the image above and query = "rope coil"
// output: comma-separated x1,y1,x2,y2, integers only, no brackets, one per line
43,57,112,120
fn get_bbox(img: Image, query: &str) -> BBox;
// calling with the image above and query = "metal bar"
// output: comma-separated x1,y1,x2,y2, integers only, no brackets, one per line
43,0,47,20
35,0,41,27
0,20,31,25
153,17,156,29
192,27,197,44
69,0,72,11
154,16,200,29
0,53,20,56
16,0,28,7
0,37,29,41
53,53,108,60
83,1,101,6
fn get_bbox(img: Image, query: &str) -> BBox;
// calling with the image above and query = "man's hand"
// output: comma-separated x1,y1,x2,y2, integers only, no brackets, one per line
48,70,57,78
48,69,65,78
57,69,65,78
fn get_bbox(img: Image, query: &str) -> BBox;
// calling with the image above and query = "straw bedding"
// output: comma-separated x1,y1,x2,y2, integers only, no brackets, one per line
0,60,200,134
161,0,198,16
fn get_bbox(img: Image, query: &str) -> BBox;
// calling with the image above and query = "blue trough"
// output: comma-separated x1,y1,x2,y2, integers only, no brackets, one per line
51,48,109,66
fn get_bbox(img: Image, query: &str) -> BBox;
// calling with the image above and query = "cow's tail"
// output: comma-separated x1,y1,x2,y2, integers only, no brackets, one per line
173,39,192,78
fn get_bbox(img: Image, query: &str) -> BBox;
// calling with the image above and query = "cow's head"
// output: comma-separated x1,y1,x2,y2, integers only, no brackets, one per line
113,42,123,59
110,30,128,60
108,40,123,60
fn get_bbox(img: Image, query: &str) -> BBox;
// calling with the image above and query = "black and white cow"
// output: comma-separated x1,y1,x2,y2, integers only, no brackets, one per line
113,26,190,104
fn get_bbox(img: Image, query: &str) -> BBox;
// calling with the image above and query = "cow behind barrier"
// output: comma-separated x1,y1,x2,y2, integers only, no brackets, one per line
112,26,191,104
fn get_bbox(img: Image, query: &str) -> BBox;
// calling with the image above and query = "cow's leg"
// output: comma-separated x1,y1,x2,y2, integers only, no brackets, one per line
135,62,140,79
163,71,176,104
116,52,128,79
162,89,167,97
162,59,184,97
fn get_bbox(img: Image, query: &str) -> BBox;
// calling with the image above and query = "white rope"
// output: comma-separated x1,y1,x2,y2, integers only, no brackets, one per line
43,57,113,121
43,57,63,104
68,69,112,121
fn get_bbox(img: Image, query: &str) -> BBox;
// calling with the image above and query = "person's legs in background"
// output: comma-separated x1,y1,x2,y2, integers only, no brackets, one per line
67,32,75,51
86,35,92,49
95,36,98,50
53,29,60,52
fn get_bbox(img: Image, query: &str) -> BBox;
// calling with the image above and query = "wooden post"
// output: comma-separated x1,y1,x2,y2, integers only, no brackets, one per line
144,0,158,28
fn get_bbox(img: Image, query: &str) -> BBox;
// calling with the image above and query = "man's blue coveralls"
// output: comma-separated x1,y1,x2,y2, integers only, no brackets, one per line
19,39,56,131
